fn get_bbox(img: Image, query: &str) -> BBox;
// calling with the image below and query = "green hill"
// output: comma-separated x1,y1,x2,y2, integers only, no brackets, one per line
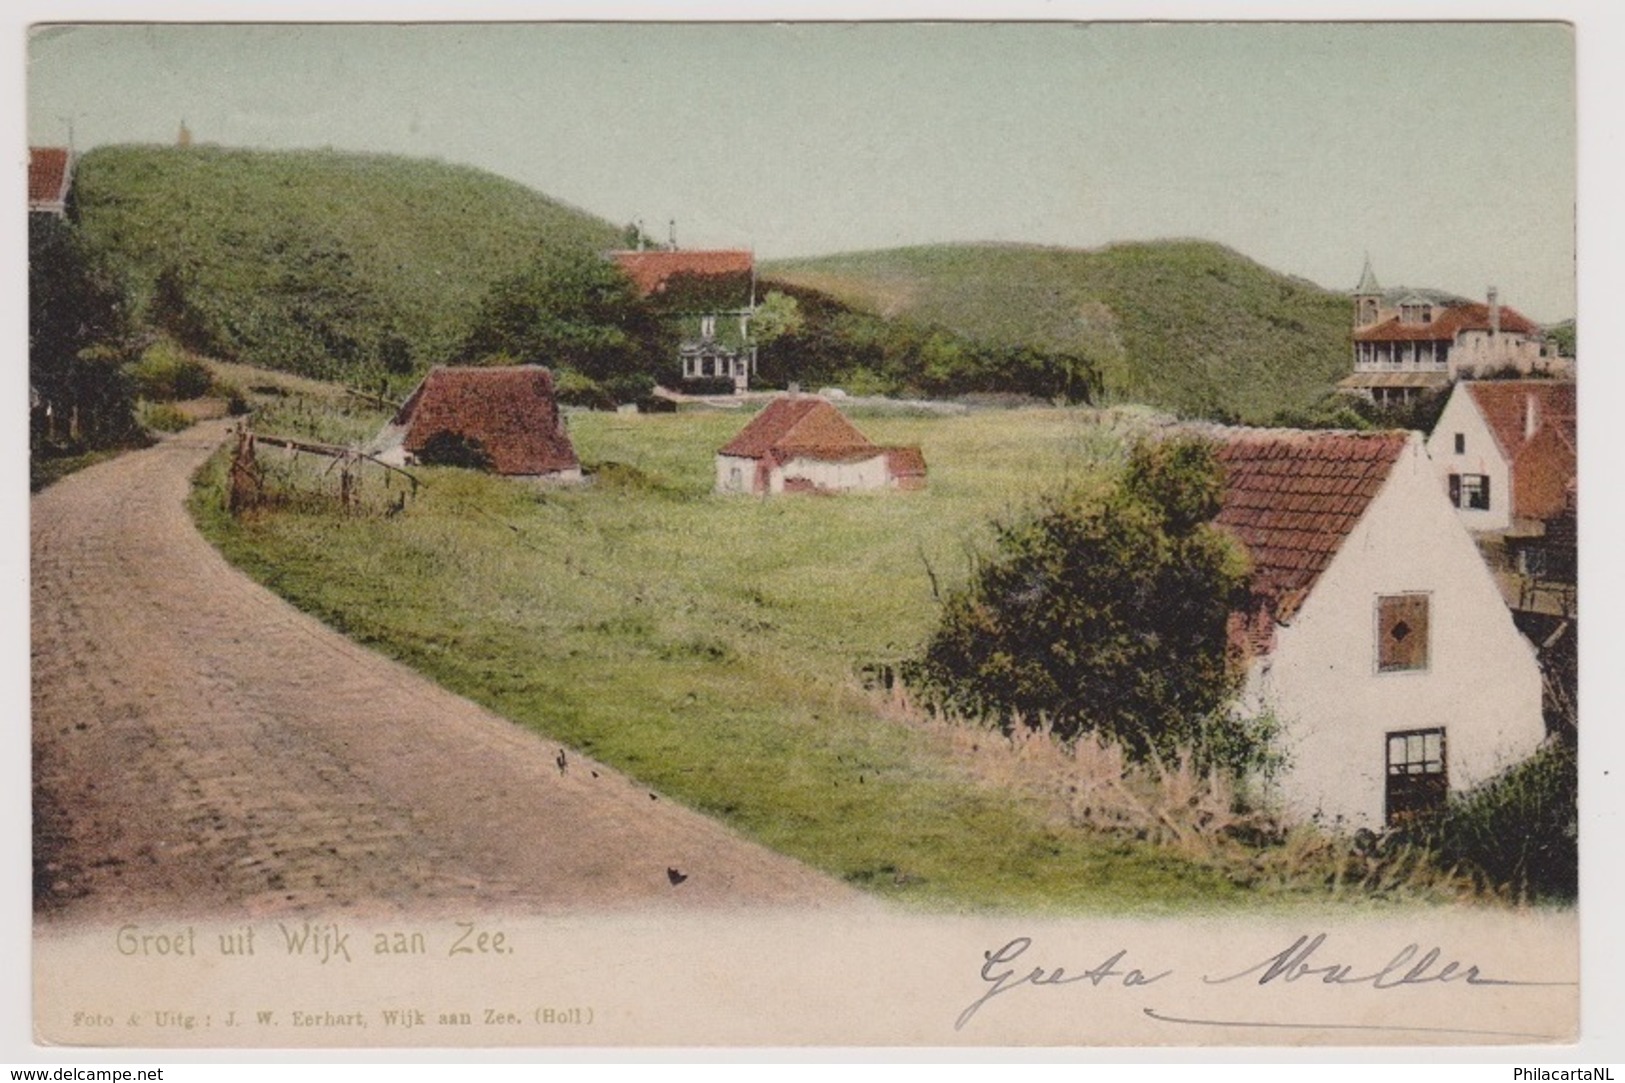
764,241,1353,423
72,144,624,385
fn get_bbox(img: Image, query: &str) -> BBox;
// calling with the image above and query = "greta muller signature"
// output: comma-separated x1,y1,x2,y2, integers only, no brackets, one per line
955,933,1574,1034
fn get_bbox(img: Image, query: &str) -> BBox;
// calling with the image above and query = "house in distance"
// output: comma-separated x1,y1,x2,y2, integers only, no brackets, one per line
1337,258,1569,407
1215,428,1545,828
611,245,758,393
28,146,74,218
1425,380,1576,537
369,365,582,482
714,395,927,495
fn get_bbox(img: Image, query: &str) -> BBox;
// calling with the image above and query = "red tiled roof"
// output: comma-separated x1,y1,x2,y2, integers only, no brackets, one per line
1354,301,1541,343
610,249,753,299
884,446,928,476
1463,380,1576,461
718,396,877,460
1214,430,1410,628
394,366,578,476
28,147,72,211
1463,381,1577,521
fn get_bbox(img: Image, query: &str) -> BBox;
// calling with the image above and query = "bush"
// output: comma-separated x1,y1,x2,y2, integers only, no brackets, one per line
1403,742,1577,901
681,376,738,396
128,341,213,401
458,246,673,392
140,402,193,433
211,380,252,416
905,437,1256,768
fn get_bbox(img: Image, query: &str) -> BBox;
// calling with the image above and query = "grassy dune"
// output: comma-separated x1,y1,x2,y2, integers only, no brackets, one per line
73,145,622,383
765,241,1352,423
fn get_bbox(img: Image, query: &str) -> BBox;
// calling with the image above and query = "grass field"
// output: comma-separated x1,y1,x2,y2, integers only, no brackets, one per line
192,395,1470,913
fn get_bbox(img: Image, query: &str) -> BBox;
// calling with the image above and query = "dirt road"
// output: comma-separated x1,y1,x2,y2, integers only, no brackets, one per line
32,426,859,922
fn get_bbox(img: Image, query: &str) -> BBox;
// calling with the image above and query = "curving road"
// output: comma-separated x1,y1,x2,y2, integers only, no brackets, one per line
32,425,857,922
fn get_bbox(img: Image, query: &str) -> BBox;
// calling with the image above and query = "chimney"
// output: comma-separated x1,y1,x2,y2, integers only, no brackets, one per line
1488,286,1500,335
1524,393,1539,441
668,219,678,251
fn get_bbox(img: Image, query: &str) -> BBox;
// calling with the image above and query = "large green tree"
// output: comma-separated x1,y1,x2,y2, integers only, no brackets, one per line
29,215,139,449
459,247,673,404
906,438,1253,764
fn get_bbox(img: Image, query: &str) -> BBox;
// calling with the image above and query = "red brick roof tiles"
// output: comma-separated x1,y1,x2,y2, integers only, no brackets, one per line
610,249,753,298
1214,430,1410,628
1463,381,1576,462
718,396,876,460
394,366,578,476
884,446,928,476
28,147,72,211
1353,301,1540,343
1463,381,1577,521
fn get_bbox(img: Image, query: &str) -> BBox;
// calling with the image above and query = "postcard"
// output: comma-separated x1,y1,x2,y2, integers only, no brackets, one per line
19,15,1600,1054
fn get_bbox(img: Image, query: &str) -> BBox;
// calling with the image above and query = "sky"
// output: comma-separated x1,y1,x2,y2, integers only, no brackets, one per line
25,20,1578,321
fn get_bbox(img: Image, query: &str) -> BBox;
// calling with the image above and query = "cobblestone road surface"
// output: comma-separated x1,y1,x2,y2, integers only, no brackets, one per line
32,426,857,922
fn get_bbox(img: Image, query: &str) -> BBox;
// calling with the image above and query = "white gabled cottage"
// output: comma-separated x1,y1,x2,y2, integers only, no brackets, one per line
1216,429,1546,828
715,395,926,495
1425,380,1577,535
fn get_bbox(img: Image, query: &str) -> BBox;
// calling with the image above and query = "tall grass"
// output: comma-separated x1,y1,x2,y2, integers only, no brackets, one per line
872,687,1483,904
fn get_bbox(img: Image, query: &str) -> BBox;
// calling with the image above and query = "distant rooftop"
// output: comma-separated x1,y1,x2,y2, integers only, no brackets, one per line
28,146,73,215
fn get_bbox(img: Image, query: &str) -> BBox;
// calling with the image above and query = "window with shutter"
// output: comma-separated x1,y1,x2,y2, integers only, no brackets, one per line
1376,593,1429,672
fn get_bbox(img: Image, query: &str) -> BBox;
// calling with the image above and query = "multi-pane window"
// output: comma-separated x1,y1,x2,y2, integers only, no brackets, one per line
1386,728,1447,824
1448,473,1490,511
1376,593,1429,672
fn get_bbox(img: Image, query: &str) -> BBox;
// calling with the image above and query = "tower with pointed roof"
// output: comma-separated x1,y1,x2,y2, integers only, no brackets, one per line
1354,255,1383,328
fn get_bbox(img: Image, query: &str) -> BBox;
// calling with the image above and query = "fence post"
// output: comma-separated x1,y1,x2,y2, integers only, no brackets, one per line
227,424,262,515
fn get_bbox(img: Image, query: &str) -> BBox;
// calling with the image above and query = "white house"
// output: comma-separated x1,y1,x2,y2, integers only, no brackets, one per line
1216,429,1546,829
1425,380,1577,535
1338,259,1568,406
714,395,926,495
611,247,759,392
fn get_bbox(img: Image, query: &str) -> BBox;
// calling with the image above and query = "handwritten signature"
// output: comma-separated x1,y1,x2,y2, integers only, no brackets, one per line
957,933,1570,1033
955,936,1170,1030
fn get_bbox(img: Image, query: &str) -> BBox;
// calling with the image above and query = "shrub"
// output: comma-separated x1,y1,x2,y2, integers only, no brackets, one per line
140,402,193,433
128,341,214,401
905,437,1255,768
681,376,738,397
458,246,673,391
212,380,252,416
1405,742,1577,901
